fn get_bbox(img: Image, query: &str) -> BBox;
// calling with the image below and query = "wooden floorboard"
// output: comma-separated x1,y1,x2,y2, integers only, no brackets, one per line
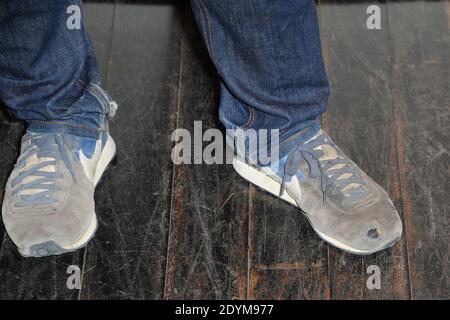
248,186,330,299
387,0,450,299
0,116,23,245
318,1,410,299
84,3,115,86
79,3,183,299
163,9,249,300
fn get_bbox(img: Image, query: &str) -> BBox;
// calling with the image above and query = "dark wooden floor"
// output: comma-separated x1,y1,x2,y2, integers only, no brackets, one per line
0,0,448,299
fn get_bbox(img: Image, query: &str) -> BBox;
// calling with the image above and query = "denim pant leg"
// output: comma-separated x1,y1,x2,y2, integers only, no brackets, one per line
190,0,330,150
0,0,116,139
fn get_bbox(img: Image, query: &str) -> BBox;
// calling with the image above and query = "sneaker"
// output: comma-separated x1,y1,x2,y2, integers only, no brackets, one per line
1,131,116,257
233,128,402,255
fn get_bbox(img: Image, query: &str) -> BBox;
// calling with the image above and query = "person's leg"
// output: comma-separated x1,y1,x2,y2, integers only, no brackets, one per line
191,0,402,255
0,0,116,138
0,1,116,257
190,0,329,150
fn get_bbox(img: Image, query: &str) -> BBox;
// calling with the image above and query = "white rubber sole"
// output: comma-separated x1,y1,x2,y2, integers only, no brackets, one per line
18,136,116,257
232,158,374,255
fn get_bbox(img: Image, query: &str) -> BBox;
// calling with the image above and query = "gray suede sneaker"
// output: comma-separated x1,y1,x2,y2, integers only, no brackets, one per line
2,131,116,257
233,128,402,255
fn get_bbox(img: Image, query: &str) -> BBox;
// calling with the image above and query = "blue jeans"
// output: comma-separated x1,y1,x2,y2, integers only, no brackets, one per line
190,0,330,153
0,0,115,139
0,0,329,146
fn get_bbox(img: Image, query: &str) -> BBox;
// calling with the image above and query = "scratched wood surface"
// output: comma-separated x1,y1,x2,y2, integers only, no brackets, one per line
0,0,448,299
318,1,410,299
387,0,450,299
248,183,330,299
163,10,249,300
79,3,184,299
0,115,22,245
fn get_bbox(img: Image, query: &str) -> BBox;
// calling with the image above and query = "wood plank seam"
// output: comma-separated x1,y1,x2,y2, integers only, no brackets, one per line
163,6,187,299
385,0,415,300
79,2,117,300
